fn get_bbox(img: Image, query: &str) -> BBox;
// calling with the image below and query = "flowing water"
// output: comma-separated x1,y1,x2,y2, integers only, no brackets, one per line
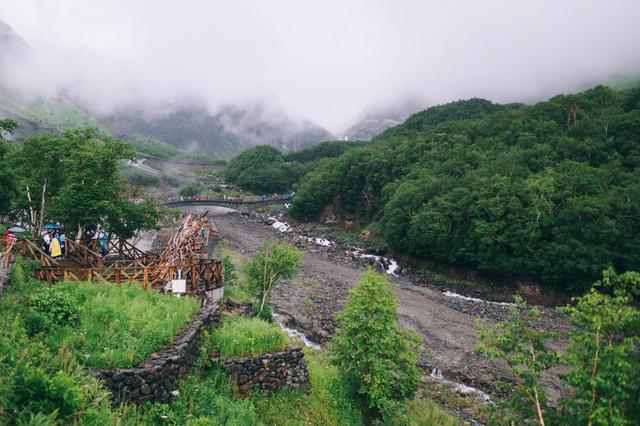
273,314,322,350
430,367,493,404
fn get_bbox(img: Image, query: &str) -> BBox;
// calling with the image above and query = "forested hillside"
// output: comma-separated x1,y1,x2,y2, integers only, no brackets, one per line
224,141,367,193
291,86,640,290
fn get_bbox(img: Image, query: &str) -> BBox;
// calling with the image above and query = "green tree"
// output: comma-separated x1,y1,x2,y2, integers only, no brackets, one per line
243,241,302,315
0,119,18,213
224,145,304,193
179,182,205,196
476,296,558,426
9,128,159,239
331,269,421,417
222,255,238,285
558,269,640,425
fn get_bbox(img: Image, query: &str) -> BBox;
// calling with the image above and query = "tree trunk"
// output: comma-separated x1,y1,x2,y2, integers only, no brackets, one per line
36,178,47,237
76,223,83,243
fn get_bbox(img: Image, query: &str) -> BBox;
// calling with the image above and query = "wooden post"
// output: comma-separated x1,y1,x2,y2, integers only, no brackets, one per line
115,267,121,284
143,267,148,290
191,264,196,293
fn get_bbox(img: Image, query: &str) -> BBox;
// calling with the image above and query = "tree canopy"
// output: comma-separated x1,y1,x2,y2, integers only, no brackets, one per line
0,119,18,213
224,142,367,194
6,128,159,238
290,85,640,291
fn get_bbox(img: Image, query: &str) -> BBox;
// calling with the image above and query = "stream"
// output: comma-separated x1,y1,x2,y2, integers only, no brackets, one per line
273,313,322,350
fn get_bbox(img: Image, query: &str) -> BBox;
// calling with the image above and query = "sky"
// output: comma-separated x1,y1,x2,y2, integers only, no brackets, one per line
1,0,640,132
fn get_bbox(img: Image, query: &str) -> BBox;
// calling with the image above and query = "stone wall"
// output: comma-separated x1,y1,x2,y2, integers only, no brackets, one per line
212,345,310,395
0,254,15,295
90,304,220,405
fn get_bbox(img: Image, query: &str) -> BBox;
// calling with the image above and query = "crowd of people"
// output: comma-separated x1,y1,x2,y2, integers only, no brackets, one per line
165,192,294,204
41,229,66,260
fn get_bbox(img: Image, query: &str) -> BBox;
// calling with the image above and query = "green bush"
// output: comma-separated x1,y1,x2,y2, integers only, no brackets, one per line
255,303,273,322
180,182,205,196
222,255,238,286
12,368,81,420
26,289,79,335
211,316,286,357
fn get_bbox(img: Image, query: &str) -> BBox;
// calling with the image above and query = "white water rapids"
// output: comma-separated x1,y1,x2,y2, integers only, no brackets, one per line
349,248,399,275
267,215,400,275
273,314,321,350
442,290,516,306
430,367,493,404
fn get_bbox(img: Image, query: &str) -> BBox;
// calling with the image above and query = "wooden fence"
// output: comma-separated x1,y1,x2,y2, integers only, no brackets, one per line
3,235,223,295
35,258,222,292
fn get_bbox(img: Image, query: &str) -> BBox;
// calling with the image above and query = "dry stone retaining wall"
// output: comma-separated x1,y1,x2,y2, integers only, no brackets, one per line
0,254,15,295
89,304,220,405
212,345,310,395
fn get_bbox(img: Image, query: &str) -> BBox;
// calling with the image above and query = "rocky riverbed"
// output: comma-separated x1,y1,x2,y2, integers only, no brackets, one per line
179,206,572,410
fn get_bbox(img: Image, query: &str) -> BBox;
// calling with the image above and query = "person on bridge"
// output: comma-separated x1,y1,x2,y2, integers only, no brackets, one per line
49,234,62,259
3,229,16,247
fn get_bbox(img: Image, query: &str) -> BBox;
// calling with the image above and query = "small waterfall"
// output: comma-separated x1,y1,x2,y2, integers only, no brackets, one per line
273,314,321,350
431,366,444,380
429,366,493,404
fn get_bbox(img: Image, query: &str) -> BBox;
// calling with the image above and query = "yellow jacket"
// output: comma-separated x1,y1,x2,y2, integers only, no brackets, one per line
50,238,61,258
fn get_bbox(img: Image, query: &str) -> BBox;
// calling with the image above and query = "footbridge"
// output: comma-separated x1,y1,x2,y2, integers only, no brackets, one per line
163,195,292,208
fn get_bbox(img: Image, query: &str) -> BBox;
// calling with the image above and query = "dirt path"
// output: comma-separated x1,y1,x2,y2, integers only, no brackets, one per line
187,206,570,402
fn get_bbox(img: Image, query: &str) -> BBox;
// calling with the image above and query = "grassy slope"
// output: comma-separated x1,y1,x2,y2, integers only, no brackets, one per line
211,315,287,357
0,266,200,369
1,259,460,425
52,281,201,368
0,88,108,134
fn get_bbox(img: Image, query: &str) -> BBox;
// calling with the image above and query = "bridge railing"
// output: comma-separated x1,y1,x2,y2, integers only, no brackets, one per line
36,258,223,292
162,195,293,207
88,238,159,263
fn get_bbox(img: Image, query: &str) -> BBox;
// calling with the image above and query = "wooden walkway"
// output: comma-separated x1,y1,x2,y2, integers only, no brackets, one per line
2,236,222,294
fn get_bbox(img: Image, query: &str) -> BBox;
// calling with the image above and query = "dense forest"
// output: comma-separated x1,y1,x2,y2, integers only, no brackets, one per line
289,86,640,291
223,141,366,193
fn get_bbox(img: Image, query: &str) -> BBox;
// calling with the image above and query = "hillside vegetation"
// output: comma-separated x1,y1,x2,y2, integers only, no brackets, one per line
0,88,108,136
290,86,640,291
224,141,367,193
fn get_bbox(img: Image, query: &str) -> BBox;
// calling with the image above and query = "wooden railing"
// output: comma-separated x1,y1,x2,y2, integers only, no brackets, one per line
0,244,12,270
11,238,60,267
35,258,223,292
64,239,103,268
88,238,159,263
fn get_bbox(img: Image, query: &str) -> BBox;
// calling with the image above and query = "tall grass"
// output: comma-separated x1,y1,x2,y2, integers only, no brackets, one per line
211,316,286,357
52,281,200,368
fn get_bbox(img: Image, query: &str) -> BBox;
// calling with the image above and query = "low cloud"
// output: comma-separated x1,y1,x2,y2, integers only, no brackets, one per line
1,0,639,131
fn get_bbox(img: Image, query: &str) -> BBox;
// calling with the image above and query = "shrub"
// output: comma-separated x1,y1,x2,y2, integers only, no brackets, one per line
255,303,273,322
222,255,238,286
211,316,286,357
558,269,640,424
12,367,81,420
26,289,79,334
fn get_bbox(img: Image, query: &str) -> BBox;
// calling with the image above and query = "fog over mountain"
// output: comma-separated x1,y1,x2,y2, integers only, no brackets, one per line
1,1,640,141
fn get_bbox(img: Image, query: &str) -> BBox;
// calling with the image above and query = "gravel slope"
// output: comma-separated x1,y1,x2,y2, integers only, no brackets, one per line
189,206,571,402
